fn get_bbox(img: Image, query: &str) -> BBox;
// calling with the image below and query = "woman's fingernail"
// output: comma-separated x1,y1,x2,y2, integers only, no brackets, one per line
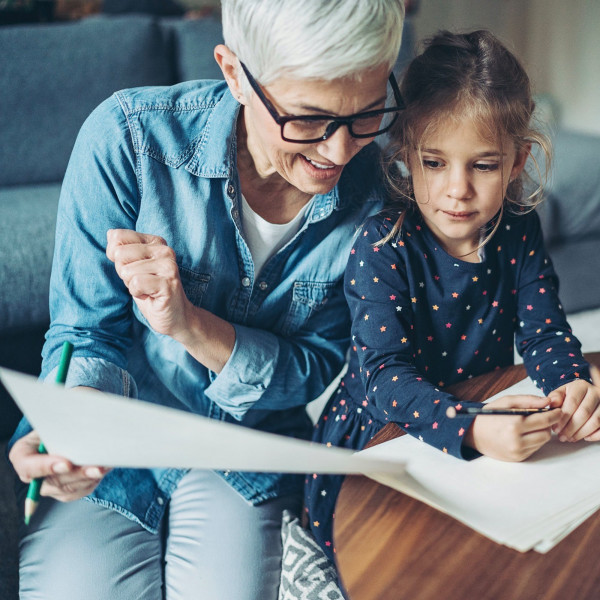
52,462,70,474
85,467,102,479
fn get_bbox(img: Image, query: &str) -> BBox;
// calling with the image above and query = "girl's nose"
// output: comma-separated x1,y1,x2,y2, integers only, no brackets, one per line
447,168,472,200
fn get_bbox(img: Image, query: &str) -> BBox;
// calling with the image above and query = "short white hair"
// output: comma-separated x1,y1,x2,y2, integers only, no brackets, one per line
221,0,405,85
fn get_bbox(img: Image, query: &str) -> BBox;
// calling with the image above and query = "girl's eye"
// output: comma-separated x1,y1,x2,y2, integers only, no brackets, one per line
423,159,443,169
474,162,499,172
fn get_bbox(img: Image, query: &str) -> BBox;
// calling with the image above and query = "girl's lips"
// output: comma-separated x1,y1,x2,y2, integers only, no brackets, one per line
444,210,476,219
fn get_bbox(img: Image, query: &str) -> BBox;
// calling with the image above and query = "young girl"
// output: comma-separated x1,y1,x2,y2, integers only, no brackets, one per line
305,29,600,561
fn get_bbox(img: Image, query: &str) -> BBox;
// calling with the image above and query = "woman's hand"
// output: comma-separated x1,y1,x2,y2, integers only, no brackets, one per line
547,380,600,442
106,228,235,373
464,394,561,461
106,229,193,340
9,431,110,502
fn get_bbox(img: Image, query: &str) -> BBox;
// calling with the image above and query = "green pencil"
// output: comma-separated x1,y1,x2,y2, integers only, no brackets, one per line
24,341,74,525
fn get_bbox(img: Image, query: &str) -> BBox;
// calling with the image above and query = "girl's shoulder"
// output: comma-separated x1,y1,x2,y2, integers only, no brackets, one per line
498,209,543,241
359,209,419,241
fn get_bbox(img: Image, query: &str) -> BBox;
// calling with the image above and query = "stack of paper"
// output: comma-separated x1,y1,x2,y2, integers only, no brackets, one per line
360,377,600,553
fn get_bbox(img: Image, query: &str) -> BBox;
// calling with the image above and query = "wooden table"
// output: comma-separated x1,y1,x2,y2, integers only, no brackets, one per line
334,352,600,600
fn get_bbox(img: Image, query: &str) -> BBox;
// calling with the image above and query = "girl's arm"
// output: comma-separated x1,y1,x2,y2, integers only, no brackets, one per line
515,212,592,391
514,212,597,441
345,218,477,458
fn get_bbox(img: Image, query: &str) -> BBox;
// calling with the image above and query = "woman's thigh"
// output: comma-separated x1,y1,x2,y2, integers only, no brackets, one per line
19,496,163,600
165,469,301,600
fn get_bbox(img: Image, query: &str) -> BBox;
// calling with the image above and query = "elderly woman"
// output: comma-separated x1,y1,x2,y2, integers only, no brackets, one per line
8,0,404,598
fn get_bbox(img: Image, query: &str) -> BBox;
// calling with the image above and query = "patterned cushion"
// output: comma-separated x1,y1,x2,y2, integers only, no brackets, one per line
279,510,345,600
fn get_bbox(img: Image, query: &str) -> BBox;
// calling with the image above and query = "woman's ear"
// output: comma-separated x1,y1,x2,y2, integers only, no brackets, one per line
214,44,247,105
510,142,532,180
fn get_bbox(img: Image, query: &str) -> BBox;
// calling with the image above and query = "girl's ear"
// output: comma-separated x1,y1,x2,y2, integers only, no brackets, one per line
214,44,248,105
510,142,532,180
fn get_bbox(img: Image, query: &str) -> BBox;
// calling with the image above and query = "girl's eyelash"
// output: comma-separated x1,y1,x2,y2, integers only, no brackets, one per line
474,163,499,172
421,159,500,172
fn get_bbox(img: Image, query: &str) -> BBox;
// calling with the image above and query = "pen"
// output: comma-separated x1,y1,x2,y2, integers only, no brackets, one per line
446,405,554,418
24,341,74,525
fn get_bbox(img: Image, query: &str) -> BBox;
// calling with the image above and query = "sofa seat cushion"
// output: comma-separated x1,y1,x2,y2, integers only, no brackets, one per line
0,183,61,334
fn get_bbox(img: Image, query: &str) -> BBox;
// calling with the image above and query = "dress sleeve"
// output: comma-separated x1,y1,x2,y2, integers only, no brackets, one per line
345,217,479,458
514,212,591,392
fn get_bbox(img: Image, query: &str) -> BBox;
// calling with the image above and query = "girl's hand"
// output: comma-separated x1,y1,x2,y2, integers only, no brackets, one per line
464,394,561,461
9,431,110,502
106,229,193,341
547,380,600,442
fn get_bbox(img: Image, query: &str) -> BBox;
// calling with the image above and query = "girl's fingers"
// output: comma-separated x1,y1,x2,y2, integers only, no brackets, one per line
520,408,561,434
584,429,600,442
557,388,600,441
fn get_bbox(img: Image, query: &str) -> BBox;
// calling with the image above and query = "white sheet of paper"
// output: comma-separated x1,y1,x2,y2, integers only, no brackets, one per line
0,368,405,476
359,376,600,552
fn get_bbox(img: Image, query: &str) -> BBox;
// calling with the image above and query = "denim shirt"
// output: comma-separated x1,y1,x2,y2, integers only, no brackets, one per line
10,80,384,533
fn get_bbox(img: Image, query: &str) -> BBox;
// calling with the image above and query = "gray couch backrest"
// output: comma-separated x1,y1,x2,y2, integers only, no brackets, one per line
0,14,223,188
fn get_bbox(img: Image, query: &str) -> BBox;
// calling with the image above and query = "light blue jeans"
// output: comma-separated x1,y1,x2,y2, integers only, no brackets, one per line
19,469,300,600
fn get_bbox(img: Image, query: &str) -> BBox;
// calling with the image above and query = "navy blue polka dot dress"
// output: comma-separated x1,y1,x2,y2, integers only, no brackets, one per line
305,208,592,561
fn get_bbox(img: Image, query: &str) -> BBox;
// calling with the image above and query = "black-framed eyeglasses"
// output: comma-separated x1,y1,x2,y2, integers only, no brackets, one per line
239,62,405,144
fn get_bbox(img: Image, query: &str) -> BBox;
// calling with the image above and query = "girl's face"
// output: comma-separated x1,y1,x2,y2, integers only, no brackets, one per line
408,116,528,260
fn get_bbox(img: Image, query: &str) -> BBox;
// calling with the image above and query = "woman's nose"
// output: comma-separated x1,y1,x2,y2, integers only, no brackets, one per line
316,125,361,166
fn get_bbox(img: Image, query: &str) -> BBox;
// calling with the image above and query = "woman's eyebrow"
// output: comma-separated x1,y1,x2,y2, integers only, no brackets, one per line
292,94,388,116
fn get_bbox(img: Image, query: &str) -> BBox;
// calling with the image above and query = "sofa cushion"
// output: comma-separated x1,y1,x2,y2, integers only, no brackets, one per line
0,183,62,333
0,15,174,188
546,237,600,315
279,510,344,600
536,129,600,245
162,16,224,83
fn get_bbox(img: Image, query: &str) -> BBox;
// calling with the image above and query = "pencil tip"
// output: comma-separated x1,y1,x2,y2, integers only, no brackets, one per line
24,514,30,526
446,406,457,418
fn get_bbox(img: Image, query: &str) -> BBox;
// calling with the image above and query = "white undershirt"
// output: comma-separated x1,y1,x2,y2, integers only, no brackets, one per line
240,195,313,276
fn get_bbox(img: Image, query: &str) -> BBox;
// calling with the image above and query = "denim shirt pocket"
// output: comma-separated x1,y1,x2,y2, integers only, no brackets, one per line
179,266,211,306
282,280,337,336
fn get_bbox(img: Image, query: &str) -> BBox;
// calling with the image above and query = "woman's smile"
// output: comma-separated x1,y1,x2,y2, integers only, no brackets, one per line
300,154,343,180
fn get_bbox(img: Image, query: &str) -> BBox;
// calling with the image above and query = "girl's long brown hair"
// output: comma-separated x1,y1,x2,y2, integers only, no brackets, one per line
379,29,552,248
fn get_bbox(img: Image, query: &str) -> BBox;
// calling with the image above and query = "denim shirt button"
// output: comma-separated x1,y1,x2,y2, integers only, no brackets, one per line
241,276,251,287
232,209,239,219
227,184,235,197
156,496,164,505
258,281,268,291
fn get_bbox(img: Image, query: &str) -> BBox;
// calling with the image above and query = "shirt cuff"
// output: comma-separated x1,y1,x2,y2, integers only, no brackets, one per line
7,357,137,452
45,356,138,398
204,324,279,421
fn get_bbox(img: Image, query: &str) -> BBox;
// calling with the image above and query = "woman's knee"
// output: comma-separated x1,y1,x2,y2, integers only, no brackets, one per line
165,470,301,600
19,497,162,600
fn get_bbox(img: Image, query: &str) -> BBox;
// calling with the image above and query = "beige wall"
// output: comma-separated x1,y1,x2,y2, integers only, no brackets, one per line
410,0,600,135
